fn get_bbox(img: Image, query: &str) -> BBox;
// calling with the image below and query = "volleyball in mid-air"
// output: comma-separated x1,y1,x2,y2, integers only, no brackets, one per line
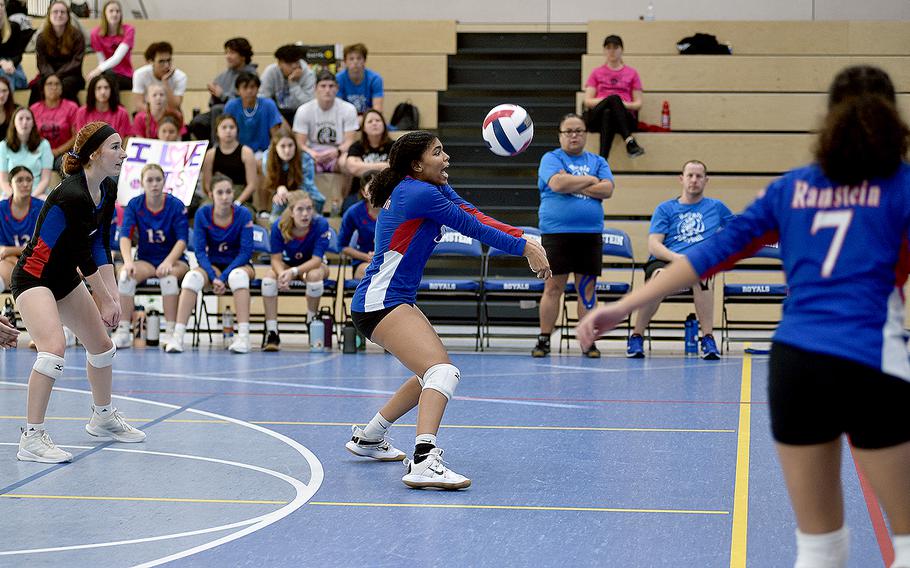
482,104,534,157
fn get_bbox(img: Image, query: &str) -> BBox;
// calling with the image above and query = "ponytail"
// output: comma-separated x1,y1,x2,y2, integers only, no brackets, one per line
368,130,436,208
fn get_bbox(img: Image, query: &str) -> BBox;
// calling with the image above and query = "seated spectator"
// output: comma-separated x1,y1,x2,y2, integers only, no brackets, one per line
155,113,181,141
113,163,190,349
0,165,41,293
0,107,51,197
30,73,77,168
0,75,18,139
0,0,33,90
30,0,84,105
626,160,733,360
336,43,384,114
188,37,256,142
201,113,258,205
292,71,358,174
223,72,284,155
131,41,187,114
260,126,323,219
336,174,378,280
74,73,132,140
260,190,331,351
132,83,186,139
87,0,134,93
260,44,315,125
164,173,255,355
342,108,390,213
583,34,644,159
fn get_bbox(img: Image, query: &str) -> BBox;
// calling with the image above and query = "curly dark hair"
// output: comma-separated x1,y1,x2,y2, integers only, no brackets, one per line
368,131,437,208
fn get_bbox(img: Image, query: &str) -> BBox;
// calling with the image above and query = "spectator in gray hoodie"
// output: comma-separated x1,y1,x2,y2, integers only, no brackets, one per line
259,44,315,125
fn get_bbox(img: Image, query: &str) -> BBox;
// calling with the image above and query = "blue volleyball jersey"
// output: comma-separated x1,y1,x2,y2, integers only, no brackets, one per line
121,194,189,266
0,197,42,247
269,215,331,267
352,177,526,312
687,162,910,380
649,197,735,257
193,204,253,281
337,200,377,267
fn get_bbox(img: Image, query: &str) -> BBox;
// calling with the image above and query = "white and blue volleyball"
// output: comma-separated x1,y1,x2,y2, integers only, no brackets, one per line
482,104,534,157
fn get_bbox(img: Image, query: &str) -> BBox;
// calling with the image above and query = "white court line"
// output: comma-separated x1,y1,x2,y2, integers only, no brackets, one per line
0,382,324,566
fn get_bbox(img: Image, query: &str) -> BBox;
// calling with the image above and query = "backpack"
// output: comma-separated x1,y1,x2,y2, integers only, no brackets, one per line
390,101,420,130
676,33,732,55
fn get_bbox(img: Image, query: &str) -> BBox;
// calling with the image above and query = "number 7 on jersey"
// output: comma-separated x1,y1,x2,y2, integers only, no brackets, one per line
810,210,853,278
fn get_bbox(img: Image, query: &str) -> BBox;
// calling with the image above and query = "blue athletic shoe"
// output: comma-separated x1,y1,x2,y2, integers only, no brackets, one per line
626,334,645,358
700,334,720,360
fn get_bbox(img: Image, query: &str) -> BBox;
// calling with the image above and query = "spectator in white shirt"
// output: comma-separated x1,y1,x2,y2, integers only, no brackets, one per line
292,71,358,175
131,41,187,114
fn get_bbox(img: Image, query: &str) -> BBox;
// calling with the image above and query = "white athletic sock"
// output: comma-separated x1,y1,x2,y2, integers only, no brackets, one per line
116,320,130,332
164,321,175,334
93,403,113,416
238,322,250,336
306,311,315,323
25,422,45,434
266,319,278,332
173,323,186,337
892,534,910,568
362,412,392,440
795,526,849,568
415,433,437,447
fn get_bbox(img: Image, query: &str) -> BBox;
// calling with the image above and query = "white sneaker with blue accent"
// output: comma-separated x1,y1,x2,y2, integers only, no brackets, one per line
17,428,73,463
85,408,146,442
345,425,406,461
402,447,471,490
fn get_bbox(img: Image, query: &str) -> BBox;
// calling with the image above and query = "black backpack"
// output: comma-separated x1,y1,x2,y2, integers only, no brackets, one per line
390,101,420,130
676,33,732,55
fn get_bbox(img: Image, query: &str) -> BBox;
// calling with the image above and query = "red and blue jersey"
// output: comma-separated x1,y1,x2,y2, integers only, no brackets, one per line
269,215,331,267
337,200,376,267
352,177,526,312
687,162,910,380
121,193,189,266
192,204,253,281
0,197,43,247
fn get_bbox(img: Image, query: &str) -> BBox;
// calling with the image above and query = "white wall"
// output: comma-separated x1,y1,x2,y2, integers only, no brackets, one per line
137,0,910,21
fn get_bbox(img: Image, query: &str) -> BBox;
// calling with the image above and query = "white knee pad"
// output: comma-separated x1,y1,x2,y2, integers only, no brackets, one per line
261,277,278,297
117,274,137,295
306,280,324,298
421,363,460,401
33,352,65,380
86,344,116,368
227,268,250,291
159,274,179,296
893,534,910,568
0,274,6,293
182,270,205,293
795,526,849,568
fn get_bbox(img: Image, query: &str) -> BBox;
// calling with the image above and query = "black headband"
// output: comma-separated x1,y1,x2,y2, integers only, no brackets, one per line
68,124,118,164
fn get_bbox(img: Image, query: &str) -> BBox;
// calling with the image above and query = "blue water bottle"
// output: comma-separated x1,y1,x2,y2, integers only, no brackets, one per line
684,313,698,355
309,318,325,352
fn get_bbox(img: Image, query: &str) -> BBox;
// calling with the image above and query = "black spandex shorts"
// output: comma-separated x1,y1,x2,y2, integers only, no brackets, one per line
11,269,82,301
768,341,910,449
643,259,710,291
351,304,407,340
541,233,602,276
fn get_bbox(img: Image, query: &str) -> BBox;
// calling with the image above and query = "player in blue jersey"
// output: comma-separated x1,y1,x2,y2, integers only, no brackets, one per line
112,163,190,349
164,173,255,354
626,160,734,360
578,66,910,568
12,122,146,464
344,131,550,489
0,166,43,296
260,191,331,351
336,175,378,280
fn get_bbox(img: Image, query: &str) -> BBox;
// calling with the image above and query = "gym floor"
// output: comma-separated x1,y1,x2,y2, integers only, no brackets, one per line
0,344,893,567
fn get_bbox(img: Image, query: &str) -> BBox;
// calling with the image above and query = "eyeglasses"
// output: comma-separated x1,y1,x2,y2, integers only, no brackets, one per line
559,129,586,137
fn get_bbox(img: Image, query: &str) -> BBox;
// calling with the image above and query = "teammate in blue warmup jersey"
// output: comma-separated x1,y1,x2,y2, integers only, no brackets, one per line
336,177,378,280
0,167,43,295
165,173,255,354
345,131,551,489
12,122,146,464
260,191,331,351
113,163,190,349
578,66,910,568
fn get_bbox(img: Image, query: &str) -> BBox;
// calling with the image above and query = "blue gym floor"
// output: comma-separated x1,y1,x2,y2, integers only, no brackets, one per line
0,345,892,567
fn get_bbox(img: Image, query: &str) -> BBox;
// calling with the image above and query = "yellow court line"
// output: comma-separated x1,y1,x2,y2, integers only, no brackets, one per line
309,501,729,515
0,493,287,505
0,416,733,433
729,346,753,568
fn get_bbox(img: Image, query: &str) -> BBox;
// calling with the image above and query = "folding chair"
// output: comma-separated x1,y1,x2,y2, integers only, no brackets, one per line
721,244,787,351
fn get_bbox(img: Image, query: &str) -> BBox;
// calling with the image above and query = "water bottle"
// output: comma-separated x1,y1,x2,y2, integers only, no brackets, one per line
134,305,147,348
645,2,655,20
309,318,325,352
342,322,357,354
684,313,698,355
3,297,16,329
661,100,671,130
222,306,234,348
319,307,334,349
146,310,160,347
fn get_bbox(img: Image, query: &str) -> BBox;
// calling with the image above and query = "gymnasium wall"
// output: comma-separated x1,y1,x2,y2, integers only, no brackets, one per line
139,0,910,22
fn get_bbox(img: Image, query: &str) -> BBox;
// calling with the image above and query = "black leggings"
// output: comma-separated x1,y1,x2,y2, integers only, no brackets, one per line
584,95,637,158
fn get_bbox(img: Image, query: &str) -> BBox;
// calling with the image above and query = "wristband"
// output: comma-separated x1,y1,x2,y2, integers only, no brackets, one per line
290,267,299,277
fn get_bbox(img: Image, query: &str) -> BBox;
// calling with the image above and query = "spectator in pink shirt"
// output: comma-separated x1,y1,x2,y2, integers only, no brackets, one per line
583,34,644,159
87,0,135,94
30,73,77,168
74,73,132,140
132,83,186,139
